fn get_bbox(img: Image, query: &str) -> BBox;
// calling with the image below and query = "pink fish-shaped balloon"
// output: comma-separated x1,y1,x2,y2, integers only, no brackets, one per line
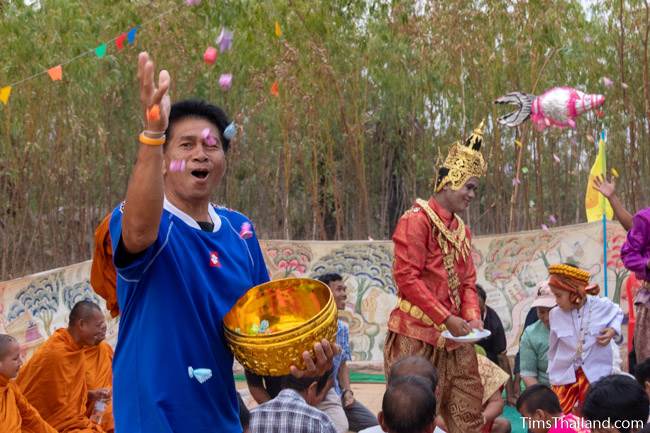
495,87,605,131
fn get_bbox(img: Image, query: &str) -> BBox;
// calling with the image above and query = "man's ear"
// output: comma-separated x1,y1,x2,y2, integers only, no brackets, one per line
306,381,319,405
378,411,389,432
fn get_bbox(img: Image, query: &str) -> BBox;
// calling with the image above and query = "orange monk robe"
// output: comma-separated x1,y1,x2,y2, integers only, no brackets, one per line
84,342,114,433
0,374,58,433
90,213,119,318
16,329,104,433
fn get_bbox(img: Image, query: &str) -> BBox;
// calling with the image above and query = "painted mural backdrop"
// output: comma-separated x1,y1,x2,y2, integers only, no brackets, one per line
0,221,634,364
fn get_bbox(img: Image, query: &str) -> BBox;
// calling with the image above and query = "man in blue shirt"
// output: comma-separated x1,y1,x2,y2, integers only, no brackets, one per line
317,273,378,433
110,51,336,433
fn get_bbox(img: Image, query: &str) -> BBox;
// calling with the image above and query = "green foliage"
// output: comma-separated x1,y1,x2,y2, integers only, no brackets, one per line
1,0,648,279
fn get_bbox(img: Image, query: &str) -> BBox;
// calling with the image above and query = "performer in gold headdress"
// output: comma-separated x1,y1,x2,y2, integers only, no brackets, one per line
384,121,488,433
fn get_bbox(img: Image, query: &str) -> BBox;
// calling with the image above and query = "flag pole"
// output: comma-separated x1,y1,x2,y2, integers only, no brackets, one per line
601,130,609,297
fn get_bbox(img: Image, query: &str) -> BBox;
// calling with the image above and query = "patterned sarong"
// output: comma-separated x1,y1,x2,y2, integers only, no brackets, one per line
384,331,484,433
635,303,649,363
552,368,590,415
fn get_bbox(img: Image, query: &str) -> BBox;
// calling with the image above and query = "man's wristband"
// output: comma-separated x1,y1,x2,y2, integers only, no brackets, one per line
139,132,166,146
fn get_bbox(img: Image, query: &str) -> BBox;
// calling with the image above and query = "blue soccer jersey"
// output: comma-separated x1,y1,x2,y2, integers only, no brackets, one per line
109,199,269,433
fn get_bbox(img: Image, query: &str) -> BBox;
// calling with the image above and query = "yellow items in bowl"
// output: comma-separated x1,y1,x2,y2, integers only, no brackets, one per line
224,278,338,376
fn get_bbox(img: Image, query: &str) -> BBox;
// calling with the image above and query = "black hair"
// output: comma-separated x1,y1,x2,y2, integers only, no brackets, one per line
634,357,650,388
237,392,250,430
281,370,331,395
317,273,343,286
0,334,17,359
389,356,438,393
382,375,436,433
69,300,102,327
583,374,650,433
434,167,449,191
476,284,487,302
516,384,562,415
165,99,232,152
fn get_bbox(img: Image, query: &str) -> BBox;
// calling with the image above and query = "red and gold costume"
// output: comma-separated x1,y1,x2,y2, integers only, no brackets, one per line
384,121,487,433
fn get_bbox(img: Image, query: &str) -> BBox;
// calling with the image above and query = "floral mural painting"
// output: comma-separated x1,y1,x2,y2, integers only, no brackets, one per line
605,227,630,305
11,273,61,336
309,244,396,361
0,222,631,364
262,243,313,279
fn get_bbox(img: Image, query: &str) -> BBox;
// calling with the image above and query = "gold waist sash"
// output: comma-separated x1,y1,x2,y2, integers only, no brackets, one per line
397,298,446,331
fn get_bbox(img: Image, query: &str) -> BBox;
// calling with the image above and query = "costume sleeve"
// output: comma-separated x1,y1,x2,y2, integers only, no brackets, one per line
621,211,650,281
12,384,58,433
460,230,481,321
605,299,624,336
518,330,537,378
392,212,451,325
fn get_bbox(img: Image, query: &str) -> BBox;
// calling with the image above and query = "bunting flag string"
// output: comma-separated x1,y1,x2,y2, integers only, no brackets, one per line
0,5,181,106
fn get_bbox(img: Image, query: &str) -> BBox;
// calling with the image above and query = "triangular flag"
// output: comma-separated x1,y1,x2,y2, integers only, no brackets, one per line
48,65,62,81
270,80,279,97
127,27,138,44
274,21,282,38
115,33,127,50
0,86,11,105
95,43,107,58
585,132,614,222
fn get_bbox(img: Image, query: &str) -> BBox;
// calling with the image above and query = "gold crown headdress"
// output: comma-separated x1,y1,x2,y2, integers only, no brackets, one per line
548,264,590,283
434,120,488,192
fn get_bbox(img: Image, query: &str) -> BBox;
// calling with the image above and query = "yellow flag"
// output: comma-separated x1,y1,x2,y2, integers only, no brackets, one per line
585,134,614,222
274,21,282,38
0,86,11,105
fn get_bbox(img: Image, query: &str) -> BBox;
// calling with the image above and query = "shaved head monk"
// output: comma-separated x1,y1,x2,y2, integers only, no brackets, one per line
17,300,113,433
0,334,57,433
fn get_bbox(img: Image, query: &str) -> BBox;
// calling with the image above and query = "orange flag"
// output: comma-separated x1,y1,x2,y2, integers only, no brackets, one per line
274,21,282,38
0,86,11,105
271,80,279,97
47,65,62,81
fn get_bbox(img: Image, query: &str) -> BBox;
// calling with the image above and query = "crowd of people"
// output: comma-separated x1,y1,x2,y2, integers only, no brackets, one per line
1,51,650,433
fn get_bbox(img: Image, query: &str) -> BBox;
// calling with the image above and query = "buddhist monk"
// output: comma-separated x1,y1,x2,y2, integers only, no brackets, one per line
17,301,110,433
0,334,57,433
84,331,114,433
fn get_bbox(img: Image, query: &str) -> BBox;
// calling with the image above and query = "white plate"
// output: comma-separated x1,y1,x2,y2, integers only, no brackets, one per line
441,328,491,343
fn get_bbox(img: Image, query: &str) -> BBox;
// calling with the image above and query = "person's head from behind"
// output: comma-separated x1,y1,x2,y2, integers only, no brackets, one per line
379,376,437,433
583,374,650,433
476,284,487,314
389,355,438,393
163,99,233,205
68,300,107,347
317,273,347,310
280,371,332,406
516,384,562,433
635,358,650,402
0,334,22,379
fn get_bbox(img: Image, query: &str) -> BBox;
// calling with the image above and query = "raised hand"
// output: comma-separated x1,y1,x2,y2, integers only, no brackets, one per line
592,175,616,198
137,52,171,135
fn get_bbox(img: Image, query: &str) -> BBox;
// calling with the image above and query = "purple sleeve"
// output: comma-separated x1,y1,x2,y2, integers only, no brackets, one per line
621,209,650,281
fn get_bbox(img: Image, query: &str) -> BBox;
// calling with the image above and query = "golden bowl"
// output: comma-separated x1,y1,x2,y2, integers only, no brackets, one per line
224,278,338,376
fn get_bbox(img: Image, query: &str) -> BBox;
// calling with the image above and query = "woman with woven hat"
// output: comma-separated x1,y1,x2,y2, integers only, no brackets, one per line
547,264,624,415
